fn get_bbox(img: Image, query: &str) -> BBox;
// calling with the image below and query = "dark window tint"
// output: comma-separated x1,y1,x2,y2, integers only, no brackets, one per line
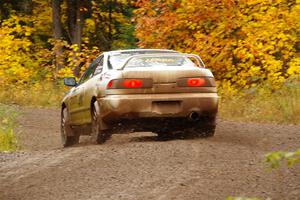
93,57,104,75
78,56,103,84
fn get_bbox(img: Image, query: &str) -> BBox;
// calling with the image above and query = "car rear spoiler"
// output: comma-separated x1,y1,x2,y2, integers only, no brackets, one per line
118,53,206,70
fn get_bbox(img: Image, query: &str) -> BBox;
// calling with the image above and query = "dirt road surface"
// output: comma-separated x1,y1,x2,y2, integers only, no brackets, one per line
0,108,299,200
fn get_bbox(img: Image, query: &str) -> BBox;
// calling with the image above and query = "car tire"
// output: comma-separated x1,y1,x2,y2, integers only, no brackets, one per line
199,124,216,137
91,101,111,144
156,131,172,140
61,108,80,147
193,116,216,137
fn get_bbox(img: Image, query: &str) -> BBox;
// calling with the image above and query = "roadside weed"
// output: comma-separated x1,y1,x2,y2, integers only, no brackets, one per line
0,82,67,108
0,104,19,152
220,80,300,124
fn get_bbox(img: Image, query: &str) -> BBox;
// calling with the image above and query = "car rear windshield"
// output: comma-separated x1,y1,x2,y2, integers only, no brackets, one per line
109,53,133,69
125,56,197,68
109,53,201,69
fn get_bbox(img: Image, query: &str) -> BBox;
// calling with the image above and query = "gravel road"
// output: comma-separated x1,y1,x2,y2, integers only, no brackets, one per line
0,108,299,200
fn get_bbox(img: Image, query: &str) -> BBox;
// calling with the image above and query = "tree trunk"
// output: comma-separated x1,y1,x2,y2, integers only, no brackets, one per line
67,0,85,76
108,0,112,42
52,0,64,72
18,0,33,15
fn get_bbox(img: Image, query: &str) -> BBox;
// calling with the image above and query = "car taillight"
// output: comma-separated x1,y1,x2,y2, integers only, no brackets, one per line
123,79,143,88
177,77,216,87
107,79,153,89
106,80,112,88
187,78,206,87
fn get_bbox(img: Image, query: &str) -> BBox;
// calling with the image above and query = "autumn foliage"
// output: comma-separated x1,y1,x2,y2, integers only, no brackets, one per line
0,0,135,87
0,15,49,85
0,0,299,95
135,0,300,91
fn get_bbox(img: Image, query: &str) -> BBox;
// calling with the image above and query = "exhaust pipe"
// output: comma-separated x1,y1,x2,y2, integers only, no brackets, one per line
188,112,200,121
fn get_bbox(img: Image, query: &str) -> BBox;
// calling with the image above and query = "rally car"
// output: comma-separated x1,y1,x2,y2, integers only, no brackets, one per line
61,49,218,147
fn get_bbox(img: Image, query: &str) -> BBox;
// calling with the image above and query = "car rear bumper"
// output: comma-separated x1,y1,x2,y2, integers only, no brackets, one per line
97,93,218,122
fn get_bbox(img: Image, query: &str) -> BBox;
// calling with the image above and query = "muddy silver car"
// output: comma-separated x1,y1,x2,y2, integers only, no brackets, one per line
61,49,218,147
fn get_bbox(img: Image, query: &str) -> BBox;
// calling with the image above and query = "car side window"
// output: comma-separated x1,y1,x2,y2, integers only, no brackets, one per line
78,56,103,85
93,57,104,75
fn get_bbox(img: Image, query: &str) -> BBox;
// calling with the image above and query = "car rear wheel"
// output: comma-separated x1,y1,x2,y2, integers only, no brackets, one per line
155,130,171,140
61,108,80,147
91,102,111,144
192,116,216,137
198,124,216,137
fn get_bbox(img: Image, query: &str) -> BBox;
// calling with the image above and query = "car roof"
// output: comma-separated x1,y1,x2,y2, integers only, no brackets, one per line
106,49,178,55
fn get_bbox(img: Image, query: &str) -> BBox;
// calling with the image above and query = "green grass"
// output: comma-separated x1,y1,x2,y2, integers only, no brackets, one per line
220,80,300,124
0,81,67,108
0,104,19,152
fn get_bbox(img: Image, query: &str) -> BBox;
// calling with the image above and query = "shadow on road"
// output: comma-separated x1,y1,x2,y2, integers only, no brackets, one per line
129,132,210,143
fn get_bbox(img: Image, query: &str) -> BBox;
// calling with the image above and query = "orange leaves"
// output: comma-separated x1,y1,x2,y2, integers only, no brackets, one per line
135,0,300,90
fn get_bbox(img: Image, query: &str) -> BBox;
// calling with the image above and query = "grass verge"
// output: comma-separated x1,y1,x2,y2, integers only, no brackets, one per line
220,80,300,124
0,104,19,152
0,81,67,108
0,80,299,125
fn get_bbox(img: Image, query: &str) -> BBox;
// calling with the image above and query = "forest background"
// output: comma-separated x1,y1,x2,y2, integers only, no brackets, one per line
0,0,299,124
0,2,299,198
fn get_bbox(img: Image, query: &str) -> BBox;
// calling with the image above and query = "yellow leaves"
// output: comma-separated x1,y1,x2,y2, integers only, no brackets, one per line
85,18,96,34
249,66,261,74
0,16,37,86
49,39,101,79
57,67,74,78
0,14,54,86
287,58,300,76
218,80,238,96
186,21,198,30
